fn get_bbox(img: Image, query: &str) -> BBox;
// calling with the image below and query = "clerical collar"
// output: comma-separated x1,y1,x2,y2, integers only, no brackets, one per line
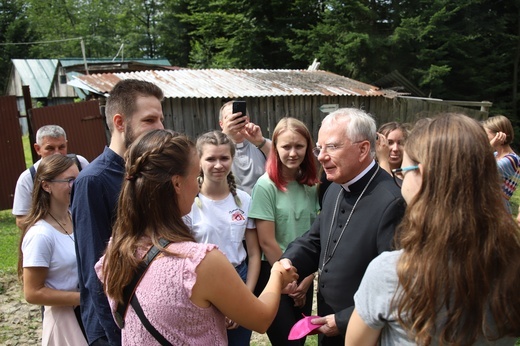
235,141,245,148
341,160,376,192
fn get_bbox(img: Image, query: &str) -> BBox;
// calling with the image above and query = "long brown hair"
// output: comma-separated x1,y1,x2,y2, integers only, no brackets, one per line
394,113,520,344
103,129,196,304
17,154,74,280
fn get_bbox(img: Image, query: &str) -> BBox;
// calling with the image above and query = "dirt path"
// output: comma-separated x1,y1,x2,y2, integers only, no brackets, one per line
0,272,314,345
0,273,41,345
0,272,270,346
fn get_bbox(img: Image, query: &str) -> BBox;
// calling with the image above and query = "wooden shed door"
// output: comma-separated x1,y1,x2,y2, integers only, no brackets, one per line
0,96,26,210
30,100,107,163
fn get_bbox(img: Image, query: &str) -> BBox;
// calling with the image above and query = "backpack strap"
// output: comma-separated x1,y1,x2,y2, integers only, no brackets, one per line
30,154,82,182
504,154,520,173
114,238,171,329
29,165,37,181
66,153,83,172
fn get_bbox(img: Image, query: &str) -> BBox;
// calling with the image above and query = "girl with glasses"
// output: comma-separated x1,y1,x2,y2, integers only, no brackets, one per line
18,154,86,345
346,114,520,345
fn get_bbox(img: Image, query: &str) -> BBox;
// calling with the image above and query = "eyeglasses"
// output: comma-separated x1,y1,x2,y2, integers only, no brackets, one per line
391,166,419,187
312,143,344,158
312,141,363,158
49,177,76,188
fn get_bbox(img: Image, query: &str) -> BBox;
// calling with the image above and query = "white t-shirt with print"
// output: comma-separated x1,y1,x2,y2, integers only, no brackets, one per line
184,190,255,266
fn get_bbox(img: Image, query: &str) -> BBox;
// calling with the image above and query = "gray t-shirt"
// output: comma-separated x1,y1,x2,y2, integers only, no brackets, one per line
232,140,267,195
354,250,517,345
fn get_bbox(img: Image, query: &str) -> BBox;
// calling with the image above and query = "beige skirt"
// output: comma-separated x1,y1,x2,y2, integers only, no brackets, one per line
42,306,88,346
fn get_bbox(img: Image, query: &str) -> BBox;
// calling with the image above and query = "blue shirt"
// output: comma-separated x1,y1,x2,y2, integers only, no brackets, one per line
71,147,124,345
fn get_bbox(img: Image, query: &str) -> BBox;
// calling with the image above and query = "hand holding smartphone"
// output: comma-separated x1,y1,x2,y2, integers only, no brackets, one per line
232,101,247,125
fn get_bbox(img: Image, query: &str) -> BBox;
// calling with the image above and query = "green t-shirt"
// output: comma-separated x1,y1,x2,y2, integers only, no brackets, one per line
249,173,319,253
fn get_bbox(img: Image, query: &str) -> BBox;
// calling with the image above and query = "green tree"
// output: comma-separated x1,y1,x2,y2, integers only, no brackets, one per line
157,0,191,66
23,0,83,57
176,0,321,69
289,0,391,80
115,0,164,58
389,0,519,116
0,0,36,94
75,0,122,58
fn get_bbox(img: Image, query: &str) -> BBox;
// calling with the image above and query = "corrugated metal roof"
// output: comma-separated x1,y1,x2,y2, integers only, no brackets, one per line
70,69,401,99
12,59,58,98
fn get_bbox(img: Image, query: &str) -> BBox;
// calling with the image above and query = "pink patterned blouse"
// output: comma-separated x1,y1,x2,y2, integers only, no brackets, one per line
96,240,227,346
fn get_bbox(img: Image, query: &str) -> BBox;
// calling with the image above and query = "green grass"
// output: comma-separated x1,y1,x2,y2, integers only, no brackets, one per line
0,135,31,274
0,210,19,275
22,134,32,168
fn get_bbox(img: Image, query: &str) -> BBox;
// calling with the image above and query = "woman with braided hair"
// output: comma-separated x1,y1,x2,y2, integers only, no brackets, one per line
97,129,296,345
184,130,261,346
249,117,320,345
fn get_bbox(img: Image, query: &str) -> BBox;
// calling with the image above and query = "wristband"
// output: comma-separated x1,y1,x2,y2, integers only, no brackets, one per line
256,138,267,149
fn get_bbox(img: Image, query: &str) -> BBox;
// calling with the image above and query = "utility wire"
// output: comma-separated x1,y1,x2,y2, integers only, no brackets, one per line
0,37,84,46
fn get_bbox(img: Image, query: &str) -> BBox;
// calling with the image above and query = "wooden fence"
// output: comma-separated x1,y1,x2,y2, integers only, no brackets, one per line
163,95,488,142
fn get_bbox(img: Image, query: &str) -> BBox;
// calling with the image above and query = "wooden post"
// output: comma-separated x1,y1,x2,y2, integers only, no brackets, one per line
22,85,38,163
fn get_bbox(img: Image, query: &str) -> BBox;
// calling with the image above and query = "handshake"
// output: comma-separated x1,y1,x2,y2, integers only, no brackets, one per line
271,258,300,294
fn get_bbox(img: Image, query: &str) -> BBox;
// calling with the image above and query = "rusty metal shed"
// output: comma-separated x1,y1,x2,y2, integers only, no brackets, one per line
69,68,489,140
70,69,404,140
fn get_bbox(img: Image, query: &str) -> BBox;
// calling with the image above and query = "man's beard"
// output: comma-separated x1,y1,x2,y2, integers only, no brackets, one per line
124,123,135,149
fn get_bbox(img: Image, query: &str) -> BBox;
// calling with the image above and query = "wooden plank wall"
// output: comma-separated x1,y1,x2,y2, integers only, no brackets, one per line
162,96,488,142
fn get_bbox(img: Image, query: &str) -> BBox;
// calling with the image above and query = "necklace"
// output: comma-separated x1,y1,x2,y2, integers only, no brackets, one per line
48,212,75,243
318,166,379,278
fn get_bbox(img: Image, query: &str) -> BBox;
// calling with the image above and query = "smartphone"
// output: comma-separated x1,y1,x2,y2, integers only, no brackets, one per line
232,101,247,124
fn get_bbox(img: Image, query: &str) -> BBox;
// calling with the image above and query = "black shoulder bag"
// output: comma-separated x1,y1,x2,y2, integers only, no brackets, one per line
114,238,173,346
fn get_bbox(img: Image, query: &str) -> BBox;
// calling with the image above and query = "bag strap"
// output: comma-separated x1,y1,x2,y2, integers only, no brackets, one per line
29,165,36,181
29,154,82,182
131,294,173,346
114,238,171,329
66,153,83,172
504,154,520,173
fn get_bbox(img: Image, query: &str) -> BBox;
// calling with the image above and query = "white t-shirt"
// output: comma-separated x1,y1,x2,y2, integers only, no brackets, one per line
184,190,255,266
22,219,79,291
12,155,89,216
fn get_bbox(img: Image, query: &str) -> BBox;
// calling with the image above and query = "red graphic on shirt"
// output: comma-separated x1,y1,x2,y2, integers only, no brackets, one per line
231,211,245,221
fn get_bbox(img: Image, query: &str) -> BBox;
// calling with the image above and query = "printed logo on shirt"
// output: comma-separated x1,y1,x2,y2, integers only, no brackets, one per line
231,211,245,221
